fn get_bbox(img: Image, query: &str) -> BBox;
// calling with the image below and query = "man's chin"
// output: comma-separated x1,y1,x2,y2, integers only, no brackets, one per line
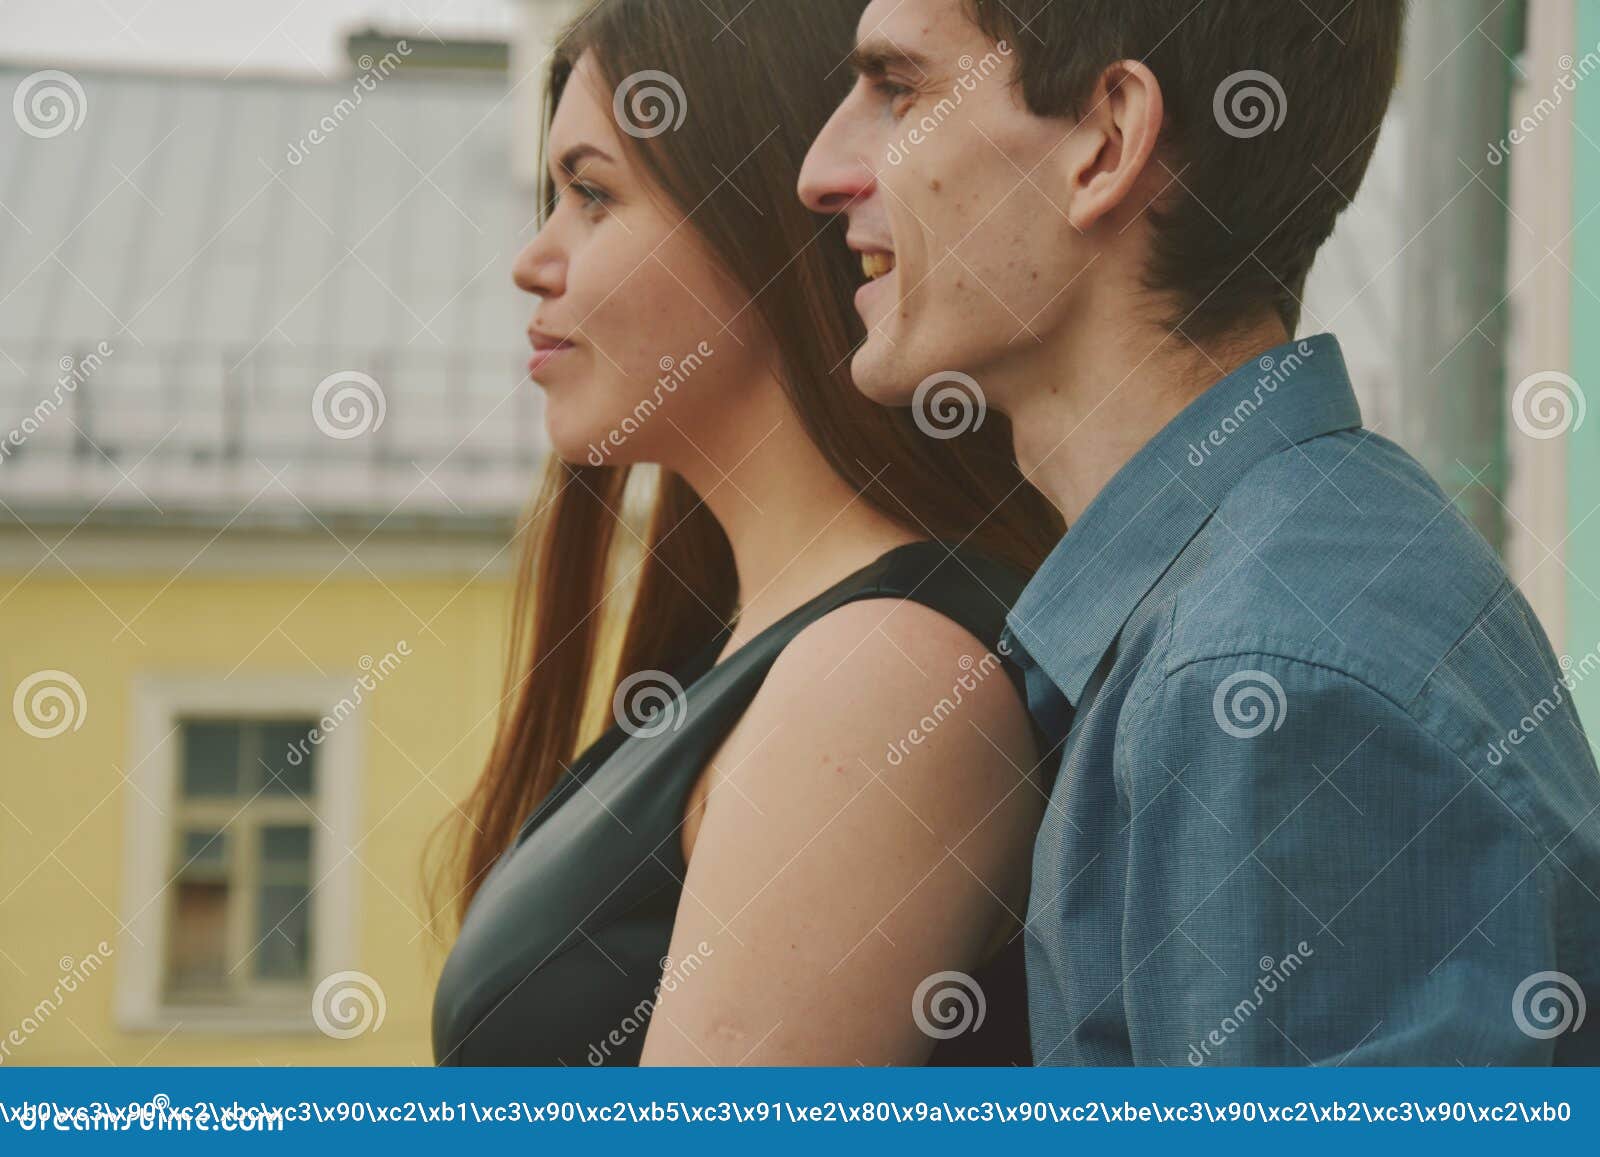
848,343,918,408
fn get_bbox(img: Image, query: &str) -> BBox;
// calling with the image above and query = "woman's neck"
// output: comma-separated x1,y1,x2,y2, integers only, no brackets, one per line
668,401,922,660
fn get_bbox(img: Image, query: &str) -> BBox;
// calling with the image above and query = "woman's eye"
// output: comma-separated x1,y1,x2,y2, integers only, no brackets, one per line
566,181,611,211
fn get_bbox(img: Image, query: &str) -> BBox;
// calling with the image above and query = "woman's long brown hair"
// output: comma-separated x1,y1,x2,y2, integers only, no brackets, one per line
425,0,1065,935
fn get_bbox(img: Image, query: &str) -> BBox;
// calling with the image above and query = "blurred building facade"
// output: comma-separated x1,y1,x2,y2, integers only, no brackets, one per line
0,25,550,1063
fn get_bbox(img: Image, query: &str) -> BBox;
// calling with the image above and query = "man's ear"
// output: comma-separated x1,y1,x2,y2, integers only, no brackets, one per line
1058,60,1164,234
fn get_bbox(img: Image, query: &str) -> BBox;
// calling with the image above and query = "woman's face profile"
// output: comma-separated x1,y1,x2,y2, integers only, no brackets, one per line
513,53,771,470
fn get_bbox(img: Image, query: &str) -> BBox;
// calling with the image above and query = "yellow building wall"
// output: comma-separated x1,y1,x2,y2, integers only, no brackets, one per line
1,544,514,1065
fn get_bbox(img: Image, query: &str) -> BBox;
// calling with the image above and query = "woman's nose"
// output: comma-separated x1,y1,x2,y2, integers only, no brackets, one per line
513,230,565,298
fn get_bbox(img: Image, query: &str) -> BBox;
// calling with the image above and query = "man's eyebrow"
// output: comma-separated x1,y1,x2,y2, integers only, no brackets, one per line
848,40,932,78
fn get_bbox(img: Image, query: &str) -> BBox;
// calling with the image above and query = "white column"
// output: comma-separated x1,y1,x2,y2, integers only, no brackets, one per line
1399,0,1518,553
1505,0,1576,649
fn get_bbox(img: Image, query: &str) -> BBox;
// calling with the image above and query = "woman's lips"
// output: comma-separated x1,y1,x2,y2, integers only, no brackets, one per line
528,340,576,376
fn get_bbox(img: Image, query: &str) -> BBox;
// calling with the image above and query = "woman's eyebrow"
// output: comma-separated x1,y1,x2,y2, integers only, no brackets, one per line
555,142,616,176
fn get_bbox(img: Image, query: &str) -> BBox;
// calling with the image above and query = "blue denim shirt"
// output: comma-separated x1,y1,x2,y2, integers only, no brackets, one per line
1004,334,1600,1066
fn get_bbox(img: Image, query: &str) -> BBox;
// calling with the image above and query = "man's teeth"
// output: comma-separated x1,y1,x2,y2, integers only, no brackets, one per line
862,252,896,281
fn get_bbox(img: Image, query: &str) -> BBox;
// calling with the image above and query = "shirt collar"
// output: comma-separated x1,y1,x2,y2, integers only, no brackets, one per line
1003,333,1364,707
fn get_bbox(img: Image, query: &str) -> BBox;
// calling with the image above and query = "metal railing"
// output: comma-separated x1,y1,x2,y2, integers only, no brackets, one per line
0,342,546,528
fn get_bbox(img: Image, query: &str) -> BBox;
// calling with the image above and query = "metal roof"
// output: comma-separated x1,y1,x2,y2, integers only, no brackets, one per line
0,62,545,530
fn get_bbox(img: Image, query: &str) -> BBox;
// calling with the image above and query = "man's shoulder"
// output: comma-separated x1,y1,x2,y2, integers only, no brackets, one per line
1158,428,1513,709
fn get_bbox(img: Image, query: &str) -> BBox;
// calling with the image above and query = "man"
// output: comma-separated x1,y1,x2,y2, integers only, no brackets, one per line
800,0,1599,1064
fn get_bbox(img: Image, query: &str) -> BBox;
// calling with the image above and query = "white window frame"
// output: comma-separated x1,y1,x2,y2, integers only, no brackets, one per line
116,674,363,1034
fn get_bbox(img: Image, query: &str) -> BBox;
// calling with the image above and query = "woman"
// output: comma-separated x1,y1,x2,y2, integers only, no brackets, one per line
428,0,1064,1066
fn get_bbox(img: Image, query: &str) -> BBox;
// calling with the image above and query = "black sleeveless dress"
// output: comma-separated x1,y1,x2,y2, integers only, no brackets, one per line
432,540,1048,1067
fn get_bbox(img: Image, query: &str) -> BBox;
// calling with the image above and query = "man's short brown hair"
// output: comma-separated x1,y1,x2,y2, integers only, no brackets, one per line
967,0,1407,342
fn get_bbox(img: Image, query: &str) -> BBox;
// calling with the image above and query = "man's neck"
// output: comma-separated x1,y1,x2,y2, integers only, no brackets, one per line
1003,314,1292,527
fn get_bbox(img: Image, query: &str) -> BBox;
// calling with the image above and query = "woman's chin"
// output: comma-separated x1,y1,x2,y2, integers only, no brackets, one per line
544,419,633,471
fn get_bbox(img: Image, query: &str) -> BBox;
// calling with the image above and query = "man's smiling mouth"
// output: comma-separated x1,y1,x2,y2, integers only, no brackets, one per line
861,251,896,281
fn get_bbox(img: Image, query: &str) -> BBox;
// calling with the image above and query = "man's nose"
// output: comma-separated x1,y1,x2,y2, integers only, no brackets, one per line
799,109,876,215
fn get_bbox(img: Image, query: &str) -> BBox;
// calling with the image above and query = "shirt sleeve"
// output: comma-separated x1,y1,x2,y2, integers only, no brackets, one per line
1117,654,1560,1066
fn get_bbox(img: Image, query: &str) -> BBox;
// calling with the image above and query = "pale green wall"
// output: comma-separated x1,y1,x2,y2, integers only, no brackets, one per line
1573,0,1600,737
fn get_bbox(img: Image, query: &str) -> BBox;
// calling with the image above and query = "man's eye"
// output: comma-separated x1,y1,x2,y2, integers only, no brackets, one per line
870,78,917,118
